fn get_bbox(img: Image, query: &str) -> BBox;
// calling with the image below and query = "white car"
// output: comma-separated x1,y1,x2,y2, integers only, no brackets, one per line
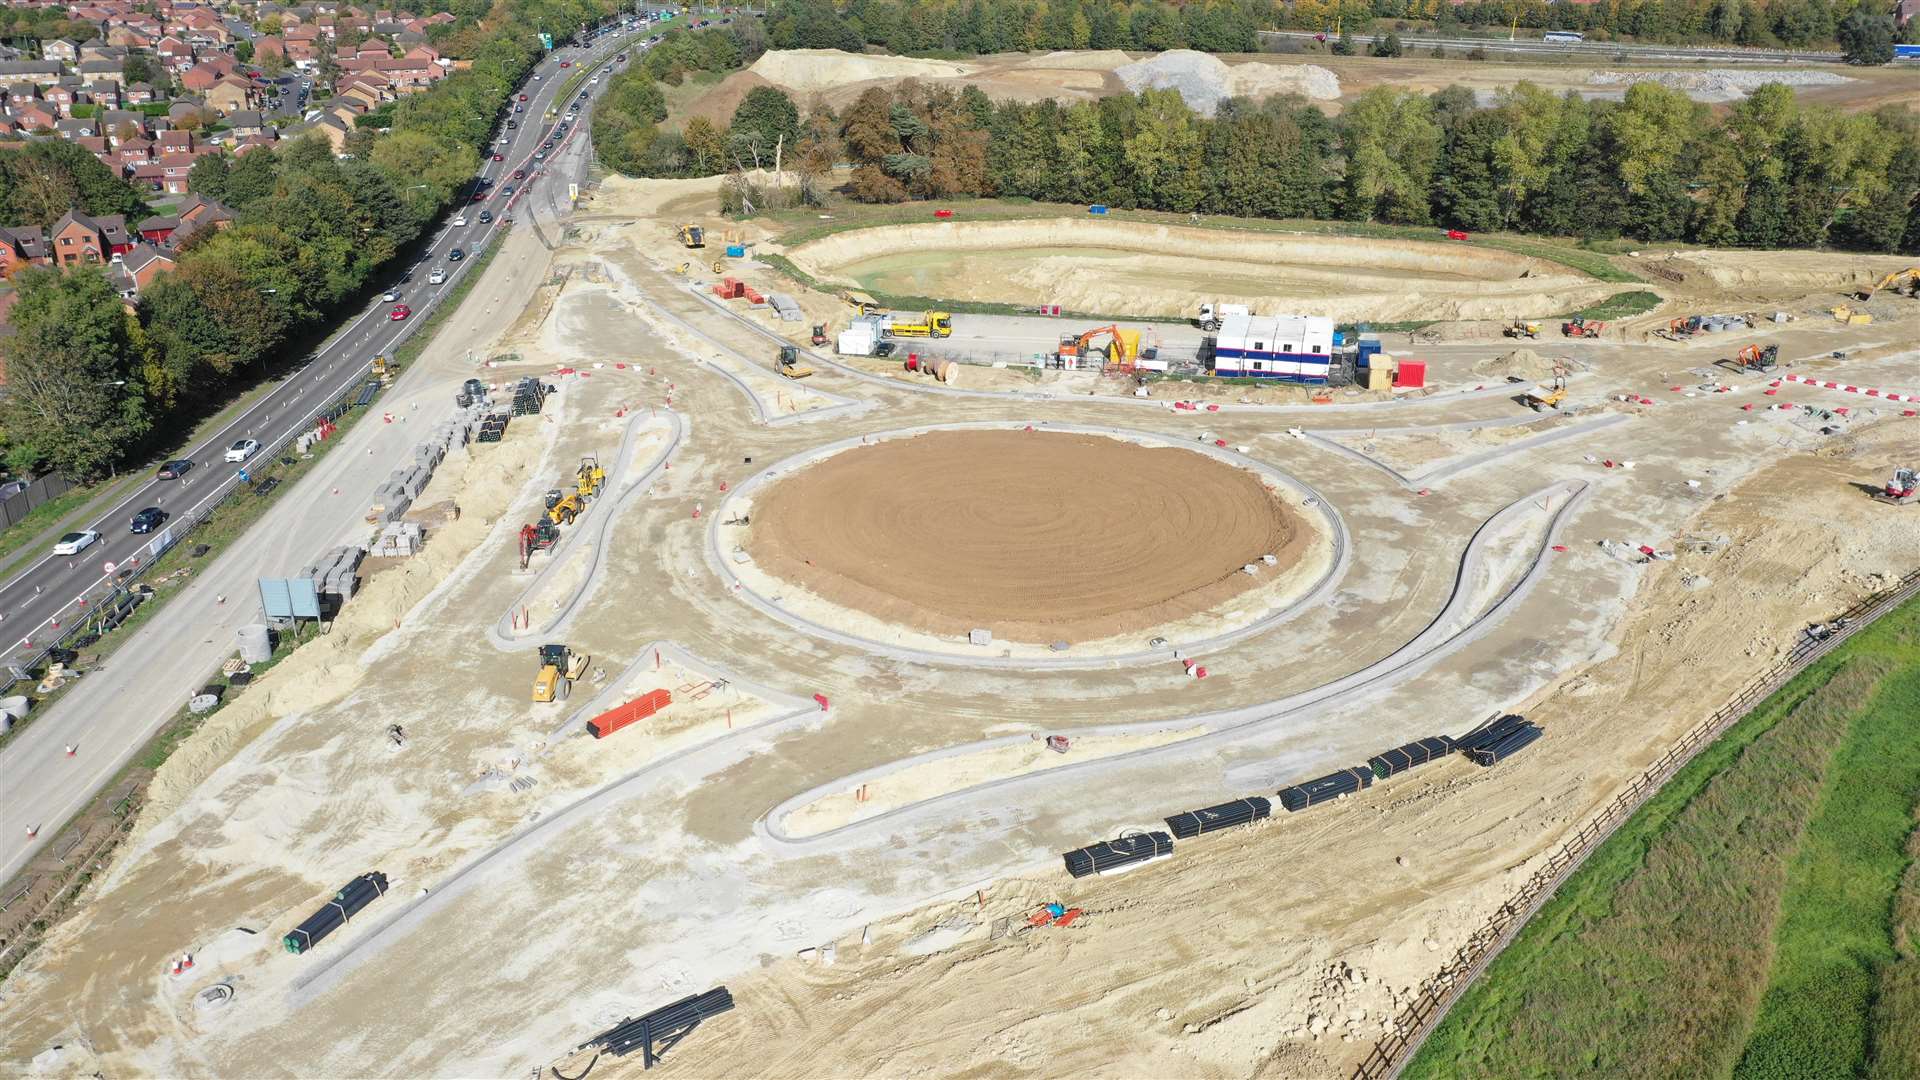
430,268,447,284
453,214,468,227
52,530,100,556
225,438,260,463
382,289,400,302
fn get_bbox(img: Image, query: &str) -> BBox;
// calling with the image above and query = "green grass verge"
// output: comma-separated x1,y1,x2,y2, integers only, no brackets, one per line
1407,598,1920,1079
756,251,1192,326
0,481,117,572
1558,290,1664,322
761,197,1643,285
394,240,504,369
1871,821,1920,1079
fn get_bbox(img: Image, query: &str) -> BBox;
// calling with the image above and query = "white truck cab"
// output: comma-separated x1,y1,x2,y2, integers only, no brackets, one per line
1199,303,1250,332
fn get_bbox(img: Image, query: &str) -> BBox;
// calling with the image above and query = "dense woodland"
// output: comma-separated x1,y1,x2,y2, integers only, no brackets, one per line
0,0,623,480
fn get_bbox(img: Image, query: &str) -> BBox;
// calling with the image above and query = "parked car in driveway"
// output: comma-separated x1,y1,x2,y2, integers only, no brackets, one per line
52,530,100,556
157,459,193,480
129,507,166,533
225,438,261,463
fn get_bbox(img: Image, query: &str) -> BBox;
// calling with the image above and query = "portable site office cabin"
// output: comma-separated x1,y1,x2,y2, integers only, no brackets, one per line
1210,314,1337,382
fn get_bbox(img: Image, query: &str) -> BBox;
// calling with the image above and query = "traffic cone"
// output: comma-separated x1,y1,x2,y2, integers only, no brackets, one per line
24,824,37,838
64,745,75,757
170,957,182,976
182,953,194,971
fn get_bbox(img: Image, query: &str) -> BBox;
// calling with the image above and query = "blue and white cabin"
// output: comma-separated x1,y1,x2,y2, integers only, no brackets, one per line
1211,313,1337,382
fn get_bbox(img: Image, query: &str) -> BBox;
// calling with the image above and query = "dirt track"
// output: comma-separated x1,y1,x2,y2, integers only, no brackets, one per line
744,429,1306,643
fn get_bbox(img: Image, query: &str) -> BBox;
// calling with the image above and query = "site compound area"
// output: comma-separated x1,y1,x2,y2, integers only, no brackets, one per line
4,173,1919,1080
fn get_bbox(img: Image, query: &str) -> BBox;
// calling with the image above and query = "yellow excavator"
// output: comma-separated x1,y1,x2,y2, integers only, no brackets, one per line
1504,321,1540,339
1857,267,1920,302
532,643,591,702
576,455,605,499
678,224,705,248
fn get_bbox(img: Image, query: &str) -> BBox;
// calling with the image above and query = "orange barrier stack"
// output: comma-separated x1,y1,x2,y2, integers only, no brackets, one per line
588,688,674,739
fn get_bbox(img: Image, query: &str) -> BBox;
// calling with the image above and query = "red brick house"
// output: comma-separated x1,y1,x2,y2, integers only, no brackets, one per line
0,226,53,277
50,211,133,266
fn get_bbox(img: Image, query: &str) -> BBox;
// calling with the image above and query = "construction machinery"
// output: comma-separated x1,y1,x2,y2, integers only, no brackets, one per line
884,311,952,338
1874,467,1919,505
1561,316,1605,338
545,488,584,526
1856,267,1920,302
810,324,829,347
532,643,591,702
1504,321,1540,339
517,520,559,568
371,354,396,384
1198,302,1249,332
678,224,704,248
1666,316,1700,337
1735,343,1779,371
844,290,884,316
1522,372,1569,412
776,344,814,379
1055,325,1142,370
575,455,605,499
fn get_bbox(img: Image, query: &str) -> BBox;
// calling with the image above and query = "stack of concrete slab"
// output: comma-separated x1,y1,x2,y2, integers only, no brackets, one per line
301,545,365,604
373,521,424,557
768,293,803,322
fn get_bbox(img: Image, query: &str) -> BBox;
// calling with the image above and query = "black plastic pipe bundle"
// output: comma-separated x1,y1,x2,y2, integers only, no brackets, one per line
1455,714,1531,755
586,987,735,1067
1369,736,1457,779
1165,797,1271,839
1063,831,1174,878
511,377,548,416
1466,723,1543,766
1277,766,1374,812
283,871,390,954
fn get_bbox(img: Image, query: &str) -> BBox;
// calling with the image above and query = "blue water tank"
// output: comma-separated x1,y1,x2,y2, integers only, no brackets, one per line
725,244,745,257
1088,204,1109,215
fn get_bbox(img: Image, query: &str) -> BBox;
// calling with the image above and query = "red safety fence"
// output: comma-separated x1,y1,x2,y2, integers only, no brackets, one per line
588,688,673,739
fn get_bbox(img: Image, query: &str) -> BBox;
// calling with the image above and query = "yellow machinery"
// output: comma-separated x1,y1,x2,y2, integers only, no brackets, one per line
678,224,705,248
1056,325,1142,370
1856,267,1920,302
532,643,591,702
372,354,395,383
844,291,885,316
887,311,953,338
1524,373,1568,411
777,344,814,379
545,488,584,525
1504,321,1540,339
576,455,605,499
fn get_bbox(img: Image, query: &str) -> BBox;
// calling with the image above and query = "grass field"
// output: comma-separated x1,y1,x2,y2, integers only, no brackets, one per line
1407,598,1920,1079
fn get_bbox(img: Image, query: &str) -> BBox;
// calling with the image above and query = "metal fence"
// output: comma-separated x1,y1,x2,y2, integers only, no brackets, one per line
0,473,75,531
1351,565,1920,1079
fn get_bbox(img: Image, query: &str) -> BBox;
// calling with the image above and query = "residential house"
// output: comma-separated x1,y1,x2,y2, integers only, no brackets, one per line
304,112,350,154
322,95,365,126
0,226,53,277
7,100,56,131
155,35,195,71
106,24,158,49
223,108,265,137
83,83,123,109
50,211,133,266
129,161,168,192
254,35,287,62
336,72,389,107
43,83,77,115
204,73,258,115
78,59,126,86
111,243,175,296
0,61,65,89
157,151,199,192
123,81,154,104
1898,0,1916,25
114,137,155,170
174,193,234,240
79,42,128,64
157,129,194,151
135,213,179,244
42,39,81,65
53,117,96,138
100,110,145,139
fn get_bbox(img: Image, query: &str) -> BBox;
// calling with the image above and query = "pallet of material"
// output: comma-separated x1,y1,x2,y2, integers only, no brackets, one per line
1466,723,1543,767
1165,796,1271,839
588,688,673,739
1368,735,1457,779
1063,830,1174,878
1278,766,1374,812
1454,714,1531,755
283,871,389,954
767,293,803,321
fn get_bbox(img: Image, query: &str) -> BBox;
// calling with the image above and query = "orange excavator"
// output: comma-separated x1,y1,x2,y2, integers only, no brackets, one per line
1735,343,1778,371
1055,325,1142,370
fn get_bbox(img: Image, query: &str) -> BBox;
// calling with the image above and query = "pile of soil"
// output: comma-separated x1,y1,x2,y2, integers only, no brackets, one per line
1474,348,1559,381
746,49,974,97
1590,68,1851,103
744,429,1309,643
1115,50,1339,115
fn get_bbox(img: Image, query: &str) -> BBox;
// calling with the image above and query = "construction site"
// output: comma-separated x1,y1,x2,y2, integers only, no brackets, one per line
5,134,1920,1078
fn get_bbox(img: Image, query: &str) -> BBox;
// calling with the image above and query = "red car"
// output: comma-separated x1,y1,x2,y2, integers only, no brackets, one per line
518,93,528,102
512,168,526,180
560,60,571,67
493,153,504,161
472,191,487,201
389,305,412,320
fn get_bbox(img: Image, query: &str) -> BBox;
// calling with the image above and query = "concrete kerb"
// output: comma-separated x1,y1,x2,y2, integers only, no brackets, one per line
288,641,829,1005
706,420,1352,671
1294,410,1634,490
682,284,1525,416
757,478,1590,848
486,404,685,651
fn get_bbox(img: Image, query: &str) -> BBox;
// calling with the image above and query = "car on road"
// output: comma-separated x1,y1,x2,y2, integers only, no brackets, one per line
506,119,518,129
389,304,412,321
502,185,515,196
453,214,468,226
430,268,447,284
617,52,628,61
129,507,167,534
383,289,401,301
518,93,528,101
492,153,504,161
157,459,194,480
225,438,261,463
479,210,493,223
543,140,554,149
52,530,100,556
471,191,488,202
514,103,523,113
512,168,526,179
448,248,465,261
560,60,571,67
579,91,589,101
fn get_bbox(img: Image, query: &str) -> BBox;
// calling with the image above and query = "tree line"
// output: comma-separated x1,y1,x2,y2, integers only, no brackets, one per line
0,0,624,480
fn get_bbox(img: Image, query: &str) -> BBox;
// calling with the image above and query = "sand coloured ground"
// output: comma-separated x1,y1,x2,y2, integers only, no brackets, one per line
745,430,1307,643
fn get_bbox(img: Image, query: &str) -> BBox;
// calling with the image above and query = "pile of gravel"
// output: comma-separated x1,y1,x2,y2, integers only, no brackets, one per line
1115,50,1339,116
1589,68,1851,103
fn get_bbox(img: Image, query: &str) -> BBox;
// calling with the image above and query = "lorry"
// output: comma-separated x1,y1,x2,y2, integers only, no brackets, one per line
1199,303,1250,332
883,311,952,338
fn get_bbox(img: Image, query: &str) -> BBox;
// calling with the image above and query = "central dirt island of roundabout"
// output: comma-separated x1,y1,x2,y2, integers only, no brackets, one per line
714,425,1343,664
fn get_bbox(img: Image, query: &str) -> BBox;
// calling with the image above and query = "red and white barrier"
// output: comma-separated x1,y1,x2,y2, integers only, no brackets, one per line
1779,373,1915,402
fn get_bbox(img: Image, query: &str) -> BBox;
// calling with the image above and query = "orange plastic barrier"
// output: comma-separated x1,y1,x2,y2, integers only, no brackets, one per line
588,688,673,739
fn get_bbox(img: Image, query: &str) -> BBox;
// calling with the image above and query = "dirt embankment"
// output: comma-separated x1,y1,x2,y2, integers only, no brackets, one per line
744,429,1308,644
783,218,1618,324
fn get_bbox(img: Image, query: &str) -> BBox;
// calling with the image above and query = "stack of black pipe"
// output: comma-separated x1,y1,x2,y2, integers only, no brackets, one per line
476,411,510,443
1063,831,1174,878
1455,714,1544,767
1278,766,1374,812
1369,736,1457,780
283,871,390,954
511,377,548,416
1165,797,1271,839
586,987,735,1062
